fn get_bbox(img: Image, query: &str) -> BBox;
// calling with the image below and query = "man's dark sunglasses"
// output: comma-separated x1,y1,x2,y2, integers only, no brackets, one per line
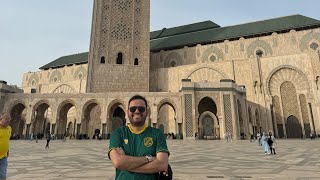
129,106,146,113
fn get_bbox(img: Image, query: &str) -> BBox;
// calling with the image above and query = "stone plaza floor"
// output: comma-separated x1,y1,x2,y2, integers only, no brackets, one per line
6,139,320,180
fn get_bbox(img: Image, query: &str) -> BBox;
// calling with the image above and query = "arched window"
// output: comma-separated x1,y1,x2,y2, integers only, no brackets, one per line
170,61,176,67
100,56,105,64
256,50,263,57
310,42,319,50
116,53,123,64
209,55,217,62
134,58,139,65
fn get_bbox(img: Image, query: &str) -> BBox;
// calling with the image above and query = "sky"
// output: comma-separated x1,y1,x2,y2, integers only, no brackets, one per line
1,0,320,86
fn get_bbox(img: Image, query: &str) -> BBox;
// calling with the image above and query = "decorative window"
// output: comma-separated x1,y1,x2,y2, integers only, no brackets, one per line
209,55,217,62
134,58,139,65
310,42,319,50
100,56,106,64
170,61,176,67
256,50,263,57
117,52,123,64
78,73,83,79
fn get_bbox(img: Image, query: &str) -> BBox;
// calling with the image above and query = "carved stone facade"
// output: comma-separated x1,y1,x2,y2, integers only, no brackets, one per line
86,0,150,93
3,1,320,140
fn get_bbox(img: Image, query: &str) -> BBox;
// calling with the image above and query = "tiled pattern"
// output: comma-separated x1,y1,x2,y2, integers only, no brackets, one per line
7,139,320,180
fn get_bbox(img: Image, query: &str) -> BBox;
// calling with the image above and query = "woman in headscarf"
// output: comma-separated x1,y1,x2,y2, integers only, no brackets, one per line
260,132,270,154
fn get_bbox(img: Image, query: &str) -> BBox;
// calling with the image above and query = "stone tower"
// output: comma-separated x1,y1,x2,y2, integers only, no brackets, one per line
86,0,150,93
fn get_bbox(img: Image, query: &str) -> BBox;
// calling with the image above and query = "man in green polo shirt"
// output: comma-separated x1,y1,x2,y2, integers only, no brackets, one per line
108,95,169,180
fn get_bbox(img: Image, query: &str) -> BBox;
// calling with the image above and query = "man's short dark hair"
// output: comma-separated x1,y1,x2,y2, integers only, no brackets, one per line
128,95,148,108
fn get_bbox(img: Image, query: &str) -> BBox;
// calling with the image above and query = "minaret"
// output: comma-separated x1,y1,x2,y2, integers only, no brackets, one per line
86,0,150,92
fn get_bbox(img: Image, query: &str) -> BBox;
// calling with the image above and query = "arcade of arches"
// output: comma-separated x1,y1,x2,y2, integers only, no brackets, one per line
8,81,313,139
4,73,318,140
6,96,185,139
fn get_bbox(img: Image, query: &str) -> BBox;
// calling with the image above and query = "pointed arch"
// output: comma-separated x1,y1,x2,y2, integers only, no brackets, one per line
56,99,77,138
81,99,101,138
8,102,27,136
201,46,224,62
266,65,310,98
53,84,76,94
73,66,87,80
247,39,273,58
49,70,63,83
107,99,127,133
27,74,39,86
157,98,177,114
299,31,320,51
164,52,183,68
186,66,227,83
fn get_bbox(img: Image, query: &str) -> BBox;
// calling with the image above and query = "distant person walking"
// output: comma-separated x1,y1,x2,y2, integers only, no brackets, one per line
256,132,261,146
63,132,67,142
45,131,51,149
35,133,38,143
261,132,270,154
267,132,276,154
29,133,34,142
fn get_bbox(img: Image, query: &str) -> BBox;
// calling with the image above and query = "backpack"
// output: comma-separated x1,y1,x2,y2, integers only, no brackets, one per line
267,136,273,144
157,164,173,180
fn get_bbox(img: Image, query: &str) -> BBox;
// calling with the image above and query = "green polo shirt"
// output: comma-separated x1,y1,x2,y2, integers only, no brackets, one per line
108,124,169,180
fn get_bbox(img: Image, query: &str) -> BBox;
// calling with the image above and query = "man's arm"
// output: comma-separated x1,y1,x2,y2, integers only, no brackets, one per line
129,152,168,174
109,148,149,170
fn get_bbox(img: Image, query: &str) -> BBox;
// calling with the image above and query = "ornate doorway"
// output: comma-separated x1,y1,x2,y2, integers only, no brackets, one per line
198,97,219,139
202,115,214,136
286,115,302,138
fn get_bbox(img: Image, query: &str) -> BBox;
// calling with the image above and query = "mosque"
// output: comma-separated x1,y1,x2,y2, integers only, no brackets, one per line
1,0,320,140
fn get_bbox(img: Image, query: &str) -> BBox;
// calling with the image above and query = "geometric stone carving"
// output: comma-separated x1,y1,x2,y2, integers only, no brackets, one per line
164,52,183,68
223,94,233,137
267,66,310,97
73,66,87,80
49,70,62,83
280,81,300,121
299,94,309,124
27,74,39,86
299,32,320,52
201,46,224,62
110,0,133,40
185,94,193,137
247,39,273,58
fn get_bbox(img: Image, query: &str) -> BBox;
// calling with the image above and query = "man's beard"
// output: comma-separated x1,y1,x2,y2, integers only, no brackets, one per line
128,115,146,127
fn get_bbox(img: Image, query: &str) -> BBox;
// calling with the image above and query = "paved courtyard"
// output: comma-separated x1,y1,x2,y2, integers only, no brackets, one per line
7,139,320,180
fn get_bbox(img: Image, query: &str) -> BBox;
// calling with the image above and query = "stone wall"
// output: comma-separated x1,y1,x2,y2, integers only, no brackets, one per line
22,64,87,94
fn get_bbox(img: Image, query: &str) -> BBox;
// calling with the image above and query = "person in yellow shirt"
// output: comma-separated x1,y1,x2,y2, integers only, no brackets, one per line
0,112,11,180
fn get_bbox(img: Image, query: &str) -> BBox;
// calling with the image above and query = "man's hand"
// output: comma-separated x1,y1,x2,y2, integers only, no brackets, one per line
129,152,168,174
109,148,150,170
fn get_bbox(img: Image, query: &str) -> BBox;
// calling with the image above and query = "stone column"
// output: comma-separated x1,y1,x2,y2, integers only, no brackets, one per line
231,94,239,140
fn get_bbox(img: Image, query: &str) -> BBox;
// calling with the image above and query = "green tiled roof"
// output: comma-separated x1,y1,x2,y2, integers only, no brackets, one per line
40,52,88,70
40,14,320,69
150,20,220,39
150,14,320,51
